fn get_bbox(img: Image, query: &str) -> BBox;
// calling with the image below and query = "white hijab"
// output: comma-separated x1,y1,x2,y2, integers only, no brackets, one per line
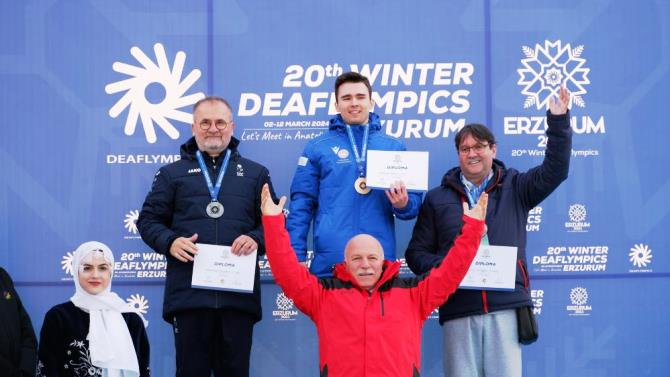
70,241,147,377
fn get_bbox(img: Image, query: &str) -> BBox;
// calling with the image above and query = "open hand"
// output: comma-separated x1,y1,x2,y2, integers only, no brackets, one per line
549,86,570,115
261,183,286,216
462,192,488,221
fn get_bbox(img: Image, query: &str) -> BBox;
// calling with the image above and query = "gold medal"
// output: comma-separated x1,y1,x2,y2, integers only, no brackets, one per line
354,177,371,195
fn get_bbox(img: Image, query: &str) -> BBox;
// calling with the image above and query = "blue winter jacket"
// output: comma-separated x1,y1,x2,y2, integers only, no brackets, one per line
287,112,423,277
137,136,273,322
405,111,572,323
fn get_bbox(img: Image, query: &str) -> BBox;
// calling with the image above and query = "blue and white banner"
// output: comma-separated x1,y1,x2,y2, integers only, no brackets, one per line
1,1,668,376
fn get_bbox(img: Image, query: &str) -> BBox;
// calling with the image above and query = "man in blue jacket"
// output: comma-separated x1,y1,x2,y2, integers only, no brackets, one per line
287,72,423,276
137,96,274,377
406,87,572,377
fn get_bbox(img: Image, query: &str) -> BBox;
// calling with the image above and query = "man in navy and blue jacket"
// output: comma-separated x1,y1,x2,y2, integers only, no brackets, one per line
406,87,573,377
138,96,274,377
287,72,422,277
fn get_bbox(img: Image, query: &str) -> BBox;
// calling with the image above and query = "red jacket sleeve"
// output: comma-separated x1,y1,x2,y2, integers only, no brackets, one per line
262,214,322,319
415,215,485,319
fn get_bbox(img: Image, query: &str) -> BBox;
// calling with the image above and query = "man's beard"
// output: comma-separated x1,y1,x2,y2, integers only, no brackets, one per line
199,138,226,156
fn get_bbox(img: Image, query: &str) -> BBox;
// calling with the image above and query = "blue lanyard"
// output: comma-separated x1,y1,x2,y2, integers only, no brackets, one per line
345,124,370,178
461,172,492,209
195,149,231,202
461,172,492,245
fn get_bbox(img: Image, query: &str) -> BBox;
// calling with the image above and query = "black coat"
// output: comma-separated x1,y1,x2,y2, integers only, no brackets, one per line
36,301,150,377
137,137,274,322
406,111,572,323
0,267,37,377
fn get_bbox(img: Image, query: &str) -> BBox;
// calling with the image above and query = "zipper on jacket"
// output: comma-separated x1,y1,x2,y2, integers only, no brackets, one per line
364,290,371,375
212,156,220,309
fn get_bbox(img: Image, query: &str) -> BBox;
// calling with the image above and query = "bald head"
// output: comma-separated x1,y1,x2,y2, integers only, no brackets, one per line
344,234,384,260
344,234,384,290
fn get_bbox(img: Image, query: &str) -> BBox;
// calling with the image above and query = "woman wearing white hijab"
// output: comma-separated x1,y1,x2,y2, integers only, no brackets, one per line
37,241,150,377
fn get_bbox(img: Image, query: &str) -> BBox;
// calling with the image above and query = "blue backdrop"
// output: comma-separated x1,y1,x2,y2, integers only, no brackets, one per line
1,1,668,376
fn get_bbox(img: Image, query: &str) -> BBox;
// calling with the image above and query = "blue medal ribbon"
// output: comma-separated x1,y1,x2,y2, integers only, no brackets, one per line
196,149,232,203
461,172,492,209
345,124,370,178
461,171,492,245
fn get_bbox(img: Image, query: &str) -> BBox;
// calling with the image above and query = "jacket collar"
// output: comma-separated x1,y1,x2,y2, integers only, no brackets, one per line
332,260,400,292
328,112,382,132
179,136,240,160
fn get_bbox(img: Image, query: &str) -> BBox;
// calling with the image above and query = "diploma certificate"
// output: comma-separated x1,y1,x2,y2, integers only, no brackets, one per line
365,150,429,191
191,244,257,293
459,245,517,291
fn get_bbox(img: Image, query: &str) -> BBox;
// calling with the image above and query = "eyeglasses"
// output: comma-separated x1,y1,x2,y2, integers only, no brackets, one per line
459,143,490,155
199,120,232,131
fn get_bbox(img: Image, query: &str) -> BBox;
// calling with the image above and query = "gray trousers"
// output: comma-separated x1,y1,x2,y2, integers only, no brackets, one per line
443,309,522,377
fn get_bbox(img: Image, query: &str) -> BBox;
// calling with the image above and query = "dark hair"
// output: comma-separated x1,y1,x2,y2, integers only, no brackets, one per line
454,123,496,150
192,96,233,113
334,72,372,100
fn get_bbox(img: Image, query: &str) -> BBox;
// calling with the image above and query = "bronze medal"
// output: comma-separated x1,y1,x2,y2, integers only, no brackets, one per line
354,177,371,195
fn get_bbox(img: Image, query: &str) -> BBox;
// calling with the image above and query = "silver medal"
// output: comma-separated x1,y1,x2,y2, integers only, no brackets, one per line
206,201,224,218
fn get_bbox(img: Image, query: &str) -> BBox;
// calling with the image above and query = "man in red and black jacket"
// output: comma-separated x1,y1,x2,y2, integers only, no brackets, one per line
261,184,488,377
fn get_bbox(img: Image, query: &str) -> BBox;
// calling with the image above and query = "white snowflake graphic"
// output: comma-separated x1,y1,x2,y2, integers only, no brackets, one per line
568,204,587,222
518,40,590,109
61,251,74,276
629,243,652,268
105,43,205,144
543,68,563,86
276,292,294,311
124,210,140,234
126,294,150,314
570,287,588,305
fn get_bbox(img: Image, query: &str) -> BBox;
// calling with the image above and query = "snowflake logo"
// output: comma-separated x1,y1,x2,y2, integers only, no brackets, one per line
275,292,294,311
126,294,150,314
518,40,590,109
543,68,563,86
61,251,74,276
105,43,205,144
124,210,140,234
629,243,652,268
568,204,587,222
570,287,588,305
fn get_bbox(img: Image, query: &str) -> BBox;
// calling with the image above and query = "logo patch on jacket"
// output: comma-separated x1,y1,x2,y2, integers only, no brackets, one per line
331,146,350,159
188,168,201,174
236,164,245,177
331,146,351,163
